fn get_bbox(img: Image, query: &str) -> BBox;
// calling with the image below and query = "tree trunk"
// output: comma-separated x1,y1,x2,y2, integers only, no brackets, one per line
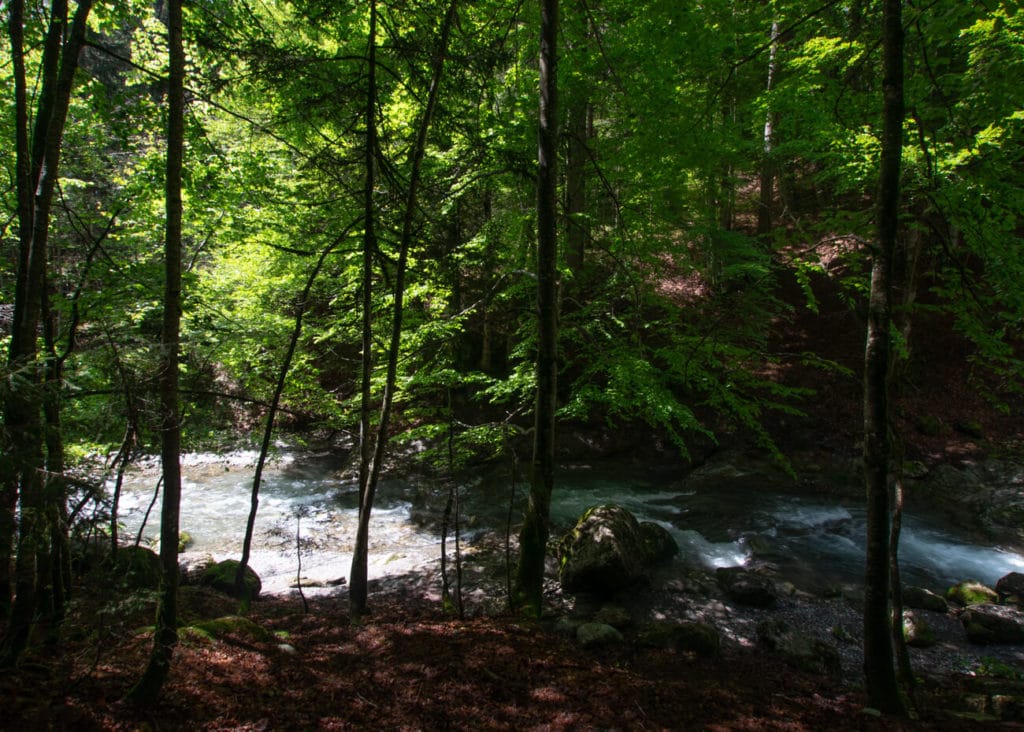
236,235,345,607
757,19,780,237
126,0,185,704
513,0,559,617
350,0,458,617
350,0,378,617
2,0,93,663
862,0,905,715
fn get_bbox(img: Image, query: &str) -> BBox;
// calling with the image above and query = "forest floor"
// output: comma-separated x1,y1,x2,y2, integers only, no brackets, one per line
4,576,1022,732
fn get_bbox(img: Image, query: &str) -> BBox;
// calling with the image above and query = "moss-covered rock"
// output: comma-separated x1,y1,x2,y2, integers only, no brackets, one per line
191,615,275,643
903,610,937,648
637,621,720,657
111,545,162,590
638,521,679,565
200,559,262,602
178,531,194,552
947,580,999,607
558,505,647,597
903,585,949,613
576,622,624,649
962,604,1024,644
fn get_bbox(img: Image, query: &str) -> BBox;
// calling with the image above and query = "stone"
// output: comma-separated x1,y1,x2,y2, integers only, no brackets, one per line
558,505,648,597
192,615,275,643
636,621,720,657
592,605,631,629
902,610,937,648
716,566,776,608
962,604,1024,644
903,585,949,613
947,580,999,607
638,521,679,565
200,559,262,602
576,622,624,649
756,618,841,677
996,572,1024,602
111,545,162,590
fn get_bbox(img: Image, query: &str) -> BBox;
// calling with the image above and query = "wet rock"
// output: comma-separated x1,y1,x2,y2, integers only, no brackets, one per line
962,604,1024,644
903,585,949,613
558,505,647,597
756,618,841,677
947,580,999,607
577,622,624,649
638,521,679,565
903,610,937,648
716,566,776,608
996,572,1024,603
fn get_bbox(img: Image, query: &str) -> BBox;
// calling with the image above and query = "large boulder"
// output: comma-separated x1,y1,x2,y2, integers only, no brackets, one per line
110,545,163,589
637,621,721,657
200,559,262,602
902,610,937,648
576,622,624,649
638,522,679,565
716,566,776,608
962,604,1024,644
558,505,648,597
947,580,999,607
997,572,1024,603
903,585,949,613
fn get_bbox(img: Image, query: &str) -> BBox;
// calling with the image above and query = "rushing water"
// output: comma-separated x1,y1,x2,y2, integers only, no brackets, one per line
116,452,1024,596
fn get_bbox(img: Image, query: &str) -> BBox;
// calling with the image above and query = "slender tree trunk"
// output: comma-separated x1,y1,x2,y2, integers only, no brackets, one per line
127,0,185,704
236,235,345,606
757,19,780,237
2,0,93,663
351,0,379,616
513,0,559,617
350,0,459,617
862,0,905,715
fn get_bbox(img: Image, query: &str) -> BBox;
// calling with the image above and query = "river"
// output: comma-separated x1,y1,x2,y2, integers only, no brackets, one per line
115,451,1024,597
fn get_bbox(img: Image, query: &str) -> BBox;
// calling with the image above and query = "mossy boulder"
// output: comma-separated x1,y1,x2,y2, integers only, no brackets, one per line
716,566,776,608
576,622,624,649
903,610,937,648
903,585,949,613
111,545,162,590
637,621,720,657
178,531,194,552
638,521,679,565
200,559,262,602
996,572,1024,604
558,505,648,597
191,615,275,643
962,604,1024,644
947,580,999,607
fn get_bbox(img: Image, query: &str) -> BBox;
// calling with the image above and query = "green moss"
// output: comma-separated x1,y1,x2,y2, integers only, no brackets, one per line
192,615,275,643
178,531,194,552
947,580,998,606
200,559,262,602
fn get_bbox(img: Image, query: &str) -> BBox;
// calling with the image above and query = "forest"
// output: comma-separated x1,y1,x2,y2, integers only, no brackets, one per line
2,0,1024,728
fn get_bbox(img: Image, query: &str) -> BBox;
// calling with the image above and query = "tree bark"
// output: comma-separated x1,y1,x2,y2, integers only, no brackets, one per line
350,0,378,618
350,0,458,617
862,0,905,715
757,19,780,237
127,0,185,704
2,0,93,663
513,0,559,617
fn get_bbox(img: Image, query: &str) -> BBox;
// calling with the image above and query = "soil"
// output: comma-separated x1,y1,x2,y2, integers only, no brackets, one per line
3,552,1023,732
